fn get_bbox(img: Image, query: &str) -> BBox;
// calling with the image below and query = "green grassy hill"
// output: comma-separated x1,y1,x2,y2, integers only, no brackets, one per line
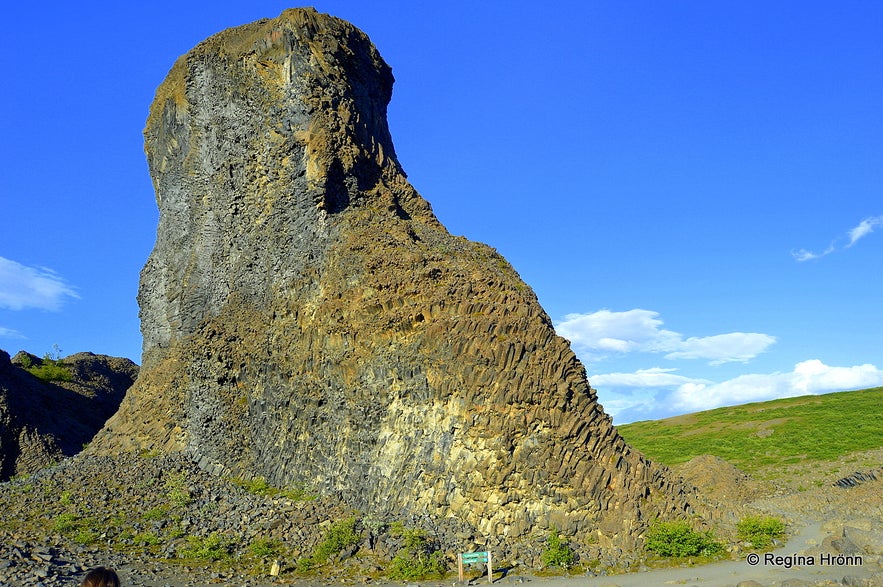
617,387,883,476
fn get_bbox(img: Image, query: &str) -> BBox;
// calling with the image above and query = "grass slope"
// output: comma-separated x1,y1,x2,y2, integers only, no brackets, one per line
617,387,883,475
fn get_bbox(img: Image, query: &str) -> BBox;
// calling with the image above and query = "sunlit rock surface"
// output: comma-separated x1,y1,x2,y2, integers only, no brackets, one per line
90,8,697,554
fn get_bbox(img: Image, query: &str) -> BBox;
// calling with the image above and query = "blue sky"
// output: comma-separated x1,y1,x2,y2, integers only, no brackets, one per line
1,1,881,424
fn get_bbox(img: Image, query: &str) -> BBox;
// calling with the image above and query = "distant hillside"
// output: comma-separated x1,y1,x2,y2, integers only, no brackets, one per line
617,387,883,475
0,349,138,480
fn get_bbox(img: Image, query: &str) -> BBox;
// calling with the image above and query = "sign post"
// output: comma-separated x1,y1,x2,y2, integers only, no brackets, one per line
457,550,493,583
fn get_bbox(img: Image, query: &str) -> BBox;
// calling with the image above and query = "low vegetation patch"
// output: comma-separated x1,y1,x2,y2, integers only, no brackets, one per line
737,515,785,549
298,516,362,571
231,475,316,501
387,527,447,580
644,520,724,558
248,537,282,559
540,529,575,569
142,506,168,521
133,531,161,547
314,517,361,562
176,532,237,561
231,475,274,495
52,512,80,534
74,528,99,545
19,346,73,382
164,471,192,508
25,357,73,382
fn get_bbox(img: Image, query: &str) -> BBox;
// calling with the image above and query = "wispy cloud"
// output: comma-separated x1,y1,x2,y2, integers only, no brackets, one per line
0,256,79,311
593,359,883,424
0,326,25,339
666,332,778,364
555,309,775,365
792,244,835,262
847,215,883,247
592,367,707,388
793,215,883,261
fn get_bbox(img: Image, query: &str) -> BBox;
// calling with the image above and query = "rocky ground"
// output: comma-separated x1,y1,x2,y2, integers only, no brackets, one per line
0,452,358,587
0,449,880,587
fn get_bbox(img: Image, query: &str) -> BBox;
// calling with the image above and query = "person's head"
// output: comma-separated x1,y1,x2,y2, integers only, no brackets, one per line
80,567,120,587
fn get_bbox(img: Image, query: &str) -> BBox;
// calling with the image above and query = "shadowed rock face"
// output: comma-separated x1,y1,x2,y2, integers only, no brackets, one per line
0,350,137,481
91,8,696,552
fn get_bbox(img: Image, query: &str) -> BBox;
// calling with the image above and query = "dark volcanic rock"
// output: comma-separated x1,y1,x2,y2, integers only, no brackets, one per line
833,468,882,488
89,7,699,557
0,349,137,480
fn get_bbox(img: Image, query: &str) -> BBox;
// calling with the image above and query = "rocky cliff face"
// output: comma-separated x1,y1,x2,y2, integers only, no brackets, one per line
0,350,137,480
91,8,697,554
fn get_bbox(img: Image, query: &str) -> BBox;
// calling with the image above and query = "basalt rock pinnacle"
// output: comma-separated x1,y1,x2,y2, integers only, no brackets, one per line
92,8,696,555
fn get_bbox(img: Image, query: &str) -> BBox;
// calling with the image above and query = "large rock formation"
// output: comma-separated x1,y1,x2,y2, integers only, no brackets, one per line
0,349,137,480
92,8,696,554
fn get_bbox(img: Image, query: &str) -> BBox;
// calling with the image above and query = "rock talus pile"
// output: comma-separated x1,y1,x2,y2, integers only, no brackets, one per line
90,8,698,554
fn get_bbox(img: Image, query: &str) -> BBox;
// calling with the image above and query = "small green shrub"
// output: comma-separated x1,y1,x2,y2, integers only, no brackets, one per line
165,472,191,508
142,506,168,521
177,532,236,561
313,517,361,563
164,523,185,540
282,483,316,501
53,513,79,533
249,537,281,558
737,515,785,549
387,528,447,580
540,529,575,568
134,531,160,546
27,360,73,383
238,476,273,495
74,528,99,545
168,487,190,507
644,520,724,557
231,476,316,501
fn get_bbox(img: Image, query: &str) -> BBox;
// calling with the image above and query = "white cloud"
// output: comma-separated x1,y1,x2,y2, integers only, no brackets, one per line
0,256,79,311
556,309,775,365
593,359,883,423
793,215,883,261
594,387,662,423
592,367,708,388
847,215,883,247
790,359,883,394
665,332,778,365
556,309,680,354
671,360,883,412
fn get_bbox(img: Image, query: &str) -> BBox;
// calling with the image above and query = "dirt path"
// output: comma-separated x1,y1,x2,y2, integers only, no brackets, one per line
528,522,861,587
518,476,883,587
